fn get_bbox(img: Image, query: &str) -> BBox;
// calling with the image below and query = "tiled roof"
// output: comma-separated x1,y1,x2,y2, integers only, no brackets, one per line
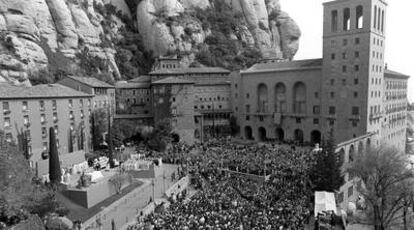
152,77,194,85
0,84,93,99
66,76,114,88
242,58,323,73
384,69,410,79
115,81,151,89
150,67,230,75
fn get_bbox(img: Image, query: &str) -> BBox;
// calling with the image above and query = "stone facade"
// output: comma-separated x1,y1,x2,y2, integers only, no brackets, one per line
0,84,93,176
233,0,409,153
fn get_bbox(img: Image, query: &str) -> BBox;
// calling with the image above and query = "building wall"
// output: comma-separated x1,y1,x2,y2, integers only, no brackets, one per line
115,87,152,115
237,68,323,143
382,76,408,152
321,0,387,144
0,96,92,175
152,83,196,144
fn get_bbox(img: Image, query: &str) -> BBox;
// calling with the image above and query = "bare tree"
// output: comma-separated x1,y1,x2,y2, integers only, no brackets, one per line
347,145,414,230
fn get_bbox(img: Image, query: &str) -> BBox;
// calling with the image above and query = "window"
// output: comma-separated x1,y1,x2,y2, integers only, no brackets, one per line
354,79,359,85
356,6,363,29
53,112,58,123
352,107,360,115
313,106,320,115
329,106,336,115
246,115,250,121
69,111,74,120
52,100,57,110
54,126,59,135
40,114,46,124
40,101,45,111
374,6,377,29
68,99,73,108
246,93,250,99
352,120,358,127
80,110,84,119
80,99,84,107
354,65,360,72
377,7,381,30
330,79,335,85
3,117,10,129
343,8,351,31
22,101,28,112
342,39,348,46
245,104,250,113
354,92,358,98
313,118,319,125
23,115,29,127
2,102,10,114
329,120,335,126
342,66,347,73
331,53,336,60
42,127,47,138
337,192,344,203
331,10,338,32
355,37,360,44
296,118,301,124
355,51,359,58
330,92,335,99
342,52,347,60
43,142,47,152
314,92,319,98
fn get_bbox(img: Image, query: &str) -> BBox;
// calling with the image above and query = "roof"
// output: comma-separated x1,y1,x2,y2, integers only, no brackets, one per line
242,58,323,74
115,81,151,89
129,75,152,83
66,76,114,88
384,69,410,79
152,77,194,85
0,84,93,99
150,67,230,75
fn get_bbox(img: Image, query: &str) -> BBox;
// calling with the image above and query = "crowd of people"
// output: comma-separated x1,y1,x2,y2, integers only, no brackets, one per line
128,139,317,230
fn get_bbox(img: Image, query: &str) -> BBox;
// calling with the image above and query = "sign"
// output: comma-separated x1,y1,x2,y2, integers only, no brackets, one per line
314,191,337,217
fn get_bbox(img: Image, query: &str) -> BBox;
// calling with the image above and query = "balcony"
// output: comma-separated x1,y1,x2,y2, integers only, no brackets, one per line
24,122,31,128
3,109,11,115
348,115,361,121
369,113,383,120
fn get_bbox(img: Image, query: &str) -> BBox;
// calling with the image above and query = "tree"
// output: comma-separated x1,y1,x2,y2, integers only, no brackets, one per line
49,127,61,185
146,119,173,152
91,108,108,150
310,129,344,192
347,145,414,230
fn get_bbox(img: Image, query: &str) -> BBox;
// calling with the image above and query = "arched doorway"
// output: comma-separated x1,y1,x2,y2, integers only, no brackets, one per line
358,141,364,155
194,129,200,139
244,126,253,140
310,130,321,145
338,148,345,164
293,82,307,114
258,127,267,142
349,145,355,162
275,128,284,142
171,133,180,143
294,129,304,143
366,138,371,151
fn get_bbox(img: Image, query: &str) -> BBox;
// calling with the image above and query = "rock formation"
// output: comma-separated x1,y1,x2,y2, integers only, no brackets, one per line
0,0,300,85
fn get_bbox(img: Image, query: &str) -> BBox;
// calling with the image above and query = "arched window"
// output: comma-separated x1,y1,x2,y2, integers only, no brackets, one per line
244,126,253,140
377,7,381,30
274,83,286,113
293,82,306,114
356,6,363,29
257,84,268,113
381,10,384,32
275,128,284,142
294,129,304,144
374,6,377,29
349,145,355,162
343,8,350,31
311,130,322,145
331,10,338,32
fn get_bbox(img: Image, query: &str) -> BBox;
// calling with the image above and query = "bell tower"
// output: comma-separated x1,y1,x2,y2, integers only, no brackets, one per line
321,0,387,143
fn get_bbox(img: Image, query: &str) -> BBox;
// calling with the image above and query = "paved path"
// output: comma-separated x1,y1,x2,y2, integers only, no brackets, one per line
83,164,178,230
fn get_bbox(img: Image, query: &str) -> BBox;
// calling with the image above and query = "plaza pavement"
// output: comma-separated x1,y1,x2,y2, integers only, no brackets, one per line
82,164,178,230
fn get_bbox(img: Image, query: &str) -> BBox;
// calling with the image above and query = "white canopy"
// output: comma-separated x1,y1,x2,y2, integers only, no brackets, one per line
314,191,337,216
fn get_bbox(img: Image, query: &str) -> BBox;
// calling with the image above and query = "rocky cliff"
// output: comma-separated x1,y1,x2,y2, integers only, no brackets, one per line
0,0,300,86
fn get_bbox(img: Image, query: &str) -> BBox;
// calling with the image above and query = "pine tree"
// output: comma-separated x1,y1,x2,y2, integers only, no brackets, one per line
49,127,61,184
310,129,344,192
